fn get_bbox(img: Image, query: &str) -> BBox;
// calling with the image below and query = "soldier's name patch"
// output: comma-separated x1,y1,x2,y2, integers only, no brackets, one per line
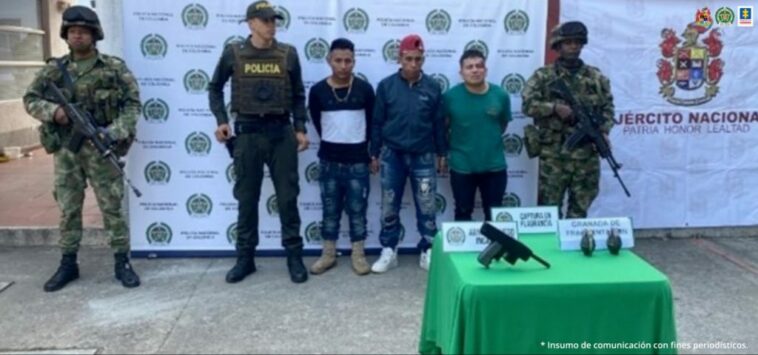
242,60,284,77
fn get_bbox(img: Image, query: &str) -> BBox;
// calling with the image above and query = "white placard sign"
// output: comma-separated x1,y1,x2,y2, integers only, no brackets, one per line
558,217,635,251
441,221,518,252
491,206,559,234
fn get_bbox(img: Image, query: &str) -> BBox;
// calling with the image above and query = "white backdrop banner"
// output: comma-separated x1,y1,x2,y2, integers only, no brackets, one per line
123,0,547,254
561,0,758,228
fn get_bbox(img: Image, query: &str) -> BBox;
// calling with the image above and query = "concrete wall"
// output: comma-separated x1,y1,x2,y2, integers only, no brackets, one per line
0,0,74,152
48,1,75,57
0,100,40,150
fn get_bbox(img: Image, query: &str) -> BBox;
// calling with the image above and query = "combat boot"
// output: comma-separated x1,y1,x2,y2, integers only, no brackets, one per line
309,240,337,275
114,252,141,288
286,247,308,283
350,241,371,275
43,253,79,292
226,251,256,283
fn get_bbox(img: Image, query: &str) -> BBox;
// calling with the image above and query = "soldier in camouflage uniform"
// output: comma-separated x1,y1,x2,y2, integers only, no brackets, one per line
521,21,614,218
23,6,141,292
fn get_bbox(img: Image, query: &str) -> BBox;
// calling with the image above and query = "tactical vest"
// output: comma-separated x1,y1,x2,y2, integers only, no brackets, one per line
535,65,605,132
37,54,130,154
526,64,608,158
231,42,291,116
54,55,123,127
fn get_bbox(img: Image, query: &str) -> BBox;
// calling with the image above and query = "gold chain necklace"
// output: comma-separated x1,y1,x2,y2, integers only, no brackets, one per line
330,76,354,103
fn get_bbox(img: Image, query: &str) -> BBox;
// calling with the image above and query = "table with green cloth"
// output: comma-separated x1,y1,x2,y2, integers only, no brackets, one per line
419,233,677,354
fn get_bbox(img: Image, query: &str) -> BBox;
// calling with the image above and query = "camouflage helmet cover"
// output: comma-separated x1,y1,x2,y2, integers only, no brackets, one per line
60,6,104,41
550,21,587,50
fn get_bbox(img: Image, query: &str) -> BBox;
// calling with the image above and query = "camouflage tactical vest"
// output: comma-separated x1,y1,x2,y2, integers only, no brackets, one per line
539,64,605,133
39,54,131,154
231,42,291,116
523,63,609,159
55,55,124,127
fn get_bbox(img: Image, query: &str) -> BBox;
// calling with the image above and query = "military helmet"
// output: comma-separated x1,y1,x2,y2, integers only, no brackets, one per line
60,6,104,41
549,21,587,50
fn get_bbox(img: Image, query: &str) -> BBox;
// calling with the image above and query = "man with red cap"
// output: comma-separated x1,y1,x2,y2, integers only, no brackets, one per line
369,34,447,273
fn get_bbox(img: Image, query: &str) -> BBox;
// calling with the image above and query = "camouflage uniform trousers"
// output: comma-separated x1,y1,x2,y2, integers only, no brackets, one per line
54,143,129,254
538,146,600,219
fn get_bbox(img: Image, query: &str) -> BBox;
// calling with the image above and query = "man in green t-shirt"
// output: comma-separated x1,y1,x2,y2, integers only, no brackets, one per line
443,49,512,221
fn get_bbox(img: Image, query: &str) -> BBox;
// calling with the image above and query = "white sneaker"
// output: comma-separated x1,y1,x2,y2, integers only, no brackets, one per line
419,249,431,271
371,247,398,273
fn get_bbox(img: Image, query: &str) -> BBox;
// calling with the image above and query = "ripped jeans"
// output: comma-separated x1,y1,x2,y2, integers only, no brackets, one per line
319,160,369,242
378,148,437,250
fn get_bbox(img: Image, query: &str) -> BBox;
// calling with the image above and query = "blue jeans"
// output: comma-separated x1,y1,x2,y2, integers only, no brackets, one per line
379,148,437,250
319,160,370,242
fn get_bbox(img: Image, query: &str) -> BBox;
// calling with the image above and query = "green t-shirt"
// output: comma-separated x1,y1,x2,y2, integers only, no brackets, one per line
444,82,512,173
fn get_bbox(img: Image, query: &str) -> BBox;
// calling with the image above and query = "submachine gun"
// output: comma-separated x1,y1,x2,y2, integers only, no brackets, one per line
477,223,550,269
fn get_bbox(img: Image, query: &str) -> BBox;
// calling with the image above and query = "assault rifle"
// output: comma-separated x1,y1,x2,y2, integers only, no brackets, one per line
46,80,142,197
549,79,631,197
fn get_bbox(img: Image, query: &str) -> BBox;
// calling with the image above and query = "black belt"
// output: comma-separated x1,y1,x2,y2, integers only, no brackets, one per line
235,120,290,135
235,112,290,121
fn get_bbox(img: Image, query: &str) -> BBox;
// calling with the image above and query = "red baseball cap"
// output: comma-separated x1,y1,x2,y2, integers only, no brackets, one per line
399,34,424,54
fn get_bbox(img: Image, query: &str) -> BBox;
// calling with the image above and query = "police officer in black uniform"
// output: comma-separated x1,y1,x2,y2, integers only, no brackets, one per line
208,0,310,284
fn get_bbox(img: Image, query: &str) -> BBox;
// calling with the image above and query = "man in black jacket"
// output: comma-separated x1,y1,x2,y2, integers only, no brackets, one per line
369,34,447,273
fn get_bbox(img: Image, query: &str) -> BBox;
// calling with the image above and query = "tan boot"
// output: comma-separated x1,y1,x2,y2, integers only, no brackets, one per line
351,241,371,275
309,240,337,275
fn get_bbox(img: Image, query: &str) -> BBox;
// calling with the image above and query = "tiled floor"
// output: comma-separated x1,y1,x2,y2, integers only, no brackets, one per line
0,148,102,228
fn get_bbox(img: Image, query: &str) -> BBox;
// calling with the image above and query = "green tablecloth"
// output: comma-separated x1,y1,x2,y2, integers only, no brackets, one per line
419,234,677,354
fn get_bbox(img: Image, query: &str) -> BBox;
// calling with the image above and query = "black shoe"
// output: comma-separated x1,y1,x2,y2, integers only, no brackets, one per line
286,248,308,284
226,253,256,283
114,253,141,288
44,254,79,292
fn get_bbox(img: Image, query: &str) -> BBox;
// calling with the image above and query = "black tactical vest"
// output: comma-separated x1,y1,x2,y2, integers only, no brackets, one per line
231,41,291,116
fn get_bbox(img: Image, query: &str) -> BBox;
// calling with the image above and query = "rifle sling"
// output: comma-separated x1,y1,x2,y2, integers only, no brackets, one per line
55,58,76,96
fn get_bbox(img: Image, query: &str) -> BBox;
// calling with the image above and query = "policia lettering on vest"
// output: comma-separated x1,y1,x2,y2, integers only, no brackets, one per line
243,61,284,75
207,0,310,284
